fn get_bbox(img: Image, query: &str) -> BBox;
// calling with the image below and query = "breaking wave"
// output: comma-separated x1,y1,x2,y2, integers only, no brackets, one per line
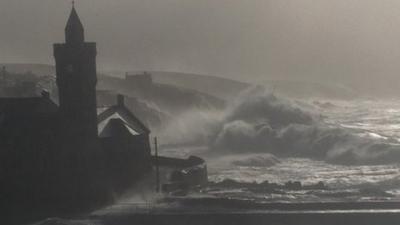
231,153,280,167
158,86,400,165
211,87,400,165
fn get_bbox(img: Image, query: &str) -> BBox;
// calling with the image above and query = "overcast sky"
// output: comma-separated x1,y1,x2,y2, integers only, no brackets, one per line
2,0,400,89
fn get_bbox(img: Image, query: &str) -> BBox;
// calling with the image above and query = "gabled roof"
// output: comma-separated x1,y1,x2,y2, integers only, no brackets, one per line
0,97,59,135
0,96,58,115
99,118,140,138
97,103,150,138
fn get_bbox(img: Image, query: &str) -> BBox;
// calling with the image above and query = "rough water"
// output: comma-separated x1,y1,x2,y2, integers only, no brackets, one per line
159,92,400,203
32,96,400,224
201,98,400,202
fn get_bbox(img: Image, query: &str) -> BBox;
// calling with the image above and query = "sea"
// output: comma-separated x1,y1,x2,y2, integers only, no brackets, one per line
202,100,400,203
31,99,400,224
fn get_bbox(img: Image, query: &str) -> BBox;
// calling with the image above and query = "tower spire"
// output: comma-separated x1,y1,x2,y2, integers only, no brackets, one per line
54,1,98,139
65,3,84,45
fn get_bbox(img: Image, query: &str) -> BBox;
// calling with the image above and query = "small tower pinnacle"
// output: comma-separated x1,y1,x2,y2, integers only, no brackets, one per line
65,4,84,45
54,2,98,139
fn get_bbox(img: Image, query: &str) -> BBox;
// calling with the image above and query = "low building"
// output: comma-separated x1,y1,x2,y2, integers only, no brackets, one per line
98,94,152,191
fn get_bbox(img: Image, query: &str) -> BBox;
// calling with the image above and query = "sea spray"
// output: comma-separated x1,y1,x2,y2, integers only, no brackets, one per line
158,86,400,165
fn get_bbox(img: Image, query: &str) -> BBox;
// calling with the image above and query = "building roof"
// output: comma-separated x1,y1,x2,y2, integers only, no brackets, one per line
0,96,58,115
0,96,59,136
97,96,150,138
99,118,140,138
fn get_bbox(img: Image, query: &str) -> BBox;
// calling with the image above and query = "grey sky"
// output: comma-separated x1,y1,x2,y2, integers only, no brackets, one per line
2,0,400,90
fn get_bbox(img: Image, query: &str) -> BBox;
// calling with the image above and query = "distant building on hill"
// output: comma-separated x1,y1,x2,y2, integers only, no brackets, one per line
125,71,153,90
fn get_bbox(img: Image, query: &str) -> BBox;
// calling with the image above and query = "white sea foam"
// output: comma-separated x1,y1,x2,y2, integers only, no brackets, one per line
155,87,400,200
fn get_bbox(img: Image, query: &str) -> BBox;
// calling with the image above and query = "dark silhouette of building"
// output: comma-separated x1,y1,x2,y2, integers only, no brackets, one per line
0,5,152,217
98,94,152,192
54,6,98,140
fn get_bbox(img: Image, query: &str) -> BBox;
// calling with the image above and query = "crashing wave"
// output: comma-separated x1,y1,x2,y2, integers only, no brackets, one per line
210,87,400,165
230,153,280,167
158,86,400,165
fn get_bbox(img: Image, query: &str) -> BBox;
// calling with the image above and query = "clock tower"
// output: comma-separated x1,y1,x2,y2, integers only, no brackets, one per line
54,5,98,138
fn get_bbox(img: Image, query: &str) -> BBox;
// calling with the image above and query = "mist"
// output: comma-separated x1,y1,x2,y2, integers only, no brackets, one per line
7,1,400,223
3,1,400,95
157,86,400,165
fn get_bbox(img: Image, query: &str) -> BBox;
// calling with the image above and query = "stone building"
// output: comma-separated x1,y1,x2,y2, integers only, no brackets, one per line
0,5,152,212
98,94,152,191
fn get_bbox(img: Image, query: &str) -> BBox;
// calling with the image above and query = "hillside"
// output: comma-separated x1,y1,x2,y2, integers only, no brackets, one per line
105,71,251,101
262,80,360,99
0,64,250,100
0,64,374,99
103,71,360,100
0,63,55,76
150,71,250,101
97,74,225,115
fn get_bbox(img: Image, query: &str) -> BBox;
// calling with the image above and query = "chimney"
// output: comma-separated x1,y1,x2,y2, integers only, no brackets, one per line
41,90,50,99
117,94,124,106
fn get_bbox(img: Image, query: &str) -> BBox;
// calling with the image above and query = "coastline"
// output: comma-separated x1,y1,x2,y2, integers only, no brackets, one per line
91,210,400,225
